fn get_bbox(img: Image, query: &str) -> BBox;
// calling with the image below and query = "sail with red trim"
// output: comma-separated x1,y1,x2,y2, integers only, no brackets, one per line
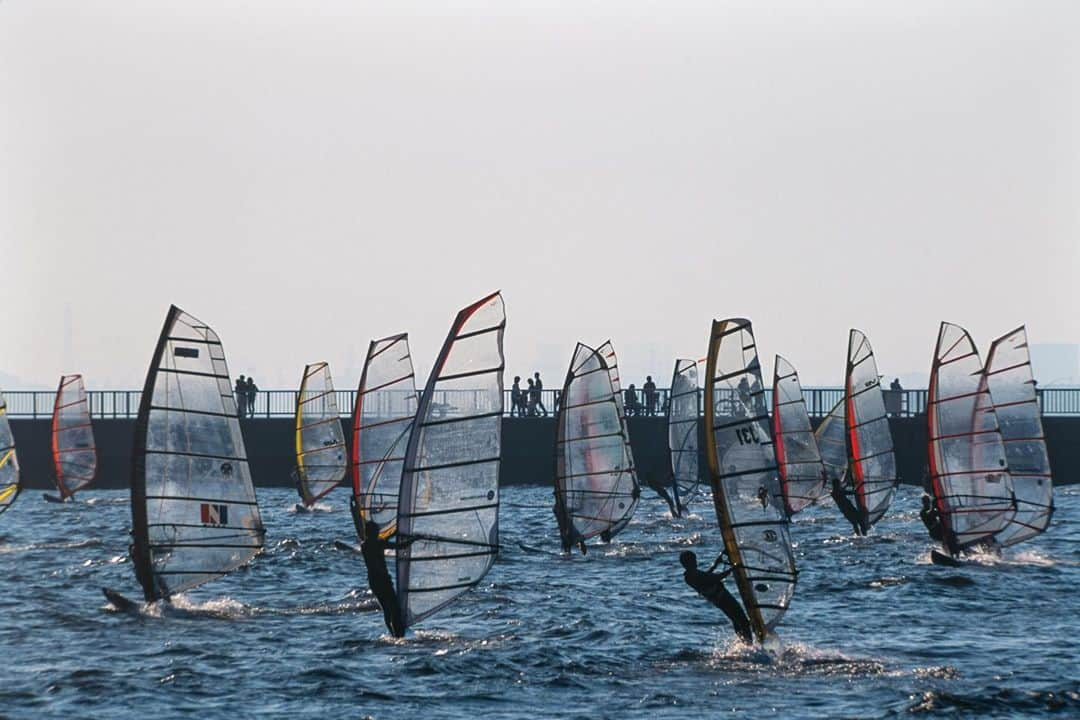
985,326,1051,547
0,392,20,515
294,362,347,506
814,399,846,489
772,356,826,515
844,330,898,529
927,322,1014,554
704,318,796,643
352,333,417,537
395,292,504,632
555,343,639,548
128,305,265,601
51,374,97,499
667,358,700,510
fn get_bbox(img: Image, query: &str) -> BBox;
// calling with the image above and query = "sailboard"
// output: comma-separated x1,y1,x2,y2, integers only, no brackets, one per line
595,340,643,517
395,291,505,633
843,329,898,531
117,305,265,603
772,356,827,516
293,362,347,507
0,391,20,515
927,322,1014,555
703,318,796,643
666,358,701,512
352,333,417,539
48,374,97,502
984,326,1051,547
554,343,639,549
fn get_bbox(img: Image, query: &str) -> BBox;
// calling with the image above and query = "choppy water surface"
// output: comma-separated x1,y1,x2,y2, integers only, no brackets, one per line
0,485,1077,719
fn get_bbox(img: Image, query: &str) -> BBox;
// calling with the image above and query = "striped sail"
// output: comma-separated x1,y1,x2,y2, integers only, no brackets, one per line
51,374,97,499
985,326,1052,547
353,333,417,537
772,356,827,515
0,392,20,515
555,343,638,545
844,330,898,529
927,322,1014,553
667,358,700,511
396,292,505,631
294,362,347,506
130,305,265,601
814,399,847,491
704,318,796,642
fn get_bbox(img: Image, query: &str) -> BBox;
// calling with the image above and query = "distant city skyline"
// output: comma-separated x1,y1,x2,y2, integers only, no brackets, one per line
3,2,1077,391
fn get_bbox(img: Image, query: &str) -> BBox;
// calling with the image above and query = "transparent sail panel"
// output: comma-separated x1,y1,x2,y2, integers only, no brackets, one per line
814,400,847,490
0,392,19,515
667,359,700,508
556,344,638,543
135,306,265,599
927,322,1014,551
595,340,637,494
51,374,97,498
845,330,898,528
705,319,796,639
354,333,417,535
294,362,347,505
772,356,826,515
396,292,504,630
985,327,1052,546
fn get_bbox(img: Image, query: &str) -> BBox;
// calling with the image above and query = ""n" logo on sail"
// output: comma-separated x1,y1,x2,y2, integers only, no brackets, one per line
200,503,229,526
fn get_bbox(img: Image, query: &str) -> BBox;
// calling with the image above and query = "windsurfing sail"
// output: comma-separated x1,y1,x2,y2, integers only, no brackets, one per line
294,362,347,506
395,292,505,631
814,399,847,489
667,358,700,510
985,326,1051,547
927,322,1014,554
703,318,796,643
555,343,639,546
772,356,826,516
844,330,898,529
129,305,265,601
352,333,417,537
51,374,97,499
0,392,20,514
595,340,641,515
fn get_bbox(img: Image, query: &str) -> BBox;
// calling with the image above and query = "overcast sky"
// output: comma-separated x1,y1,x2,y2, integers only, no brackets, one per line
2,1,1077,391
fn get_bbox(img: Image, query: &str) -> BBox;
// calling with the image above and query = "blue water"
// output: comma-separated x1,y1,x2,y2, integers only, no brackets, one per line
0,484,1077,719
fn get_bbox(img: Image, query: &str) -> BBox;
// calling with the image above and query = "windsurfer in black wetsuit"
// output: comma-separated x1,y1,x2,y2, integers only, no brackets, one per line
644,472,681,518
553,491,587,555
359,518,406,638
831,471,866,536
680,550,754,644
919,494,944,543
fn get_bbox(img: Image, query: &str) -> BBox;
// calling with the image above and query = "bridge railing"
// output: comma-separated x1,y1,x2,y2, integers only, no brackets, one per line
2,386,1077,419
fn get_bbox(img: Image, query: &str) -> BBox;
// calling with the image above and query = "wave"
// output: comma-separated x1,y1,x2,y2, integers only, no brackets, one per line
903,685,1080,716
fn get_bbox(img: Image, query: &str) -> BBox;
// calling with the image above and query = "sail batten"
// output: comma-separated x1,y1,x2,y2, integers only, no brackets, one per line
771,356,826,515
130,305,264,601
704,319,796,643
396,293,505,631
927,322,1014,553
294,362,347,506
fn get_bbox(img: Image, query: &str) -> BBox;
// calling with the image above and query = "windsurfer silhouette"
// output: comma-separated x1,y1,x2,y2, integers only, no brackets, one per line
644,472,681,517
553,491,586,555
831,473,866,536
919,494,944,543
680,550,754,644
359,518,406,638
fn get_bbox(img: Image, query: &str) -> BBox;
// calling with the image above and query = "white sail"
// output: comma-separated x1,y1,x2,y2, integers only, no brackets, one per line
844,330,898,529
396,292,505,630
927,322,1014,553
353,333,417,536
985,326,1052,547
667,358,700,510
704,318,796,642
130,305,265,600
294,362,347,505
0,392,20,515
814,399,846,490
51,374,97,499
555,343,638,546
772,356,827,515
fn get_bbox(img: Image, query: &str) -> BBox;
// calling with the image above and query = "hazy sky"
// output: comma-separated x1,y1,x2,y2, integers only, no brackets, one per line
2,1,1077,390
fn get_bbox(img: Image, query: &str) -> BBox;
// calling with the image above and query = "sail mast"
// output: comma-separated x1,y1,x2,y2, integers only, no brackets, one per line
703,318,796,643
294,362,347,506
51,374,97,499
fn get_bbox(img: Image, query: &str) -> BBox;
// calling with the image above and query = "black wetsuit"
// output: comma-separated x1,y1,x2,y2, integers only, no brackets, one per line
684,561,754,644
360,530,405,638
553,493,584,554
920,504,944,543
831,476,866,536
647,477,680,518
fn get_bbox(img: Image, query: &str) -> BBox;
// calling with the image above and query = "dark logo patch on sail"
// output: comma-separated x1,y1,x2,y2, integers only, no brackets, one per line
755,583,770,592
174,347,200,359
200,503,228,526
487,490,495,501
763,530,778,542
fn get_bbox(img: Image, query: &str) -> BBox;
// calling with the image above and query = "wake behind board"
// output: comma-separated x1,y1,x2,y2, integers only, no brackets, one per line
43,493,69,504
517,542,563,557
334,540,362,554
931,550,963,567
102,588,143,614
